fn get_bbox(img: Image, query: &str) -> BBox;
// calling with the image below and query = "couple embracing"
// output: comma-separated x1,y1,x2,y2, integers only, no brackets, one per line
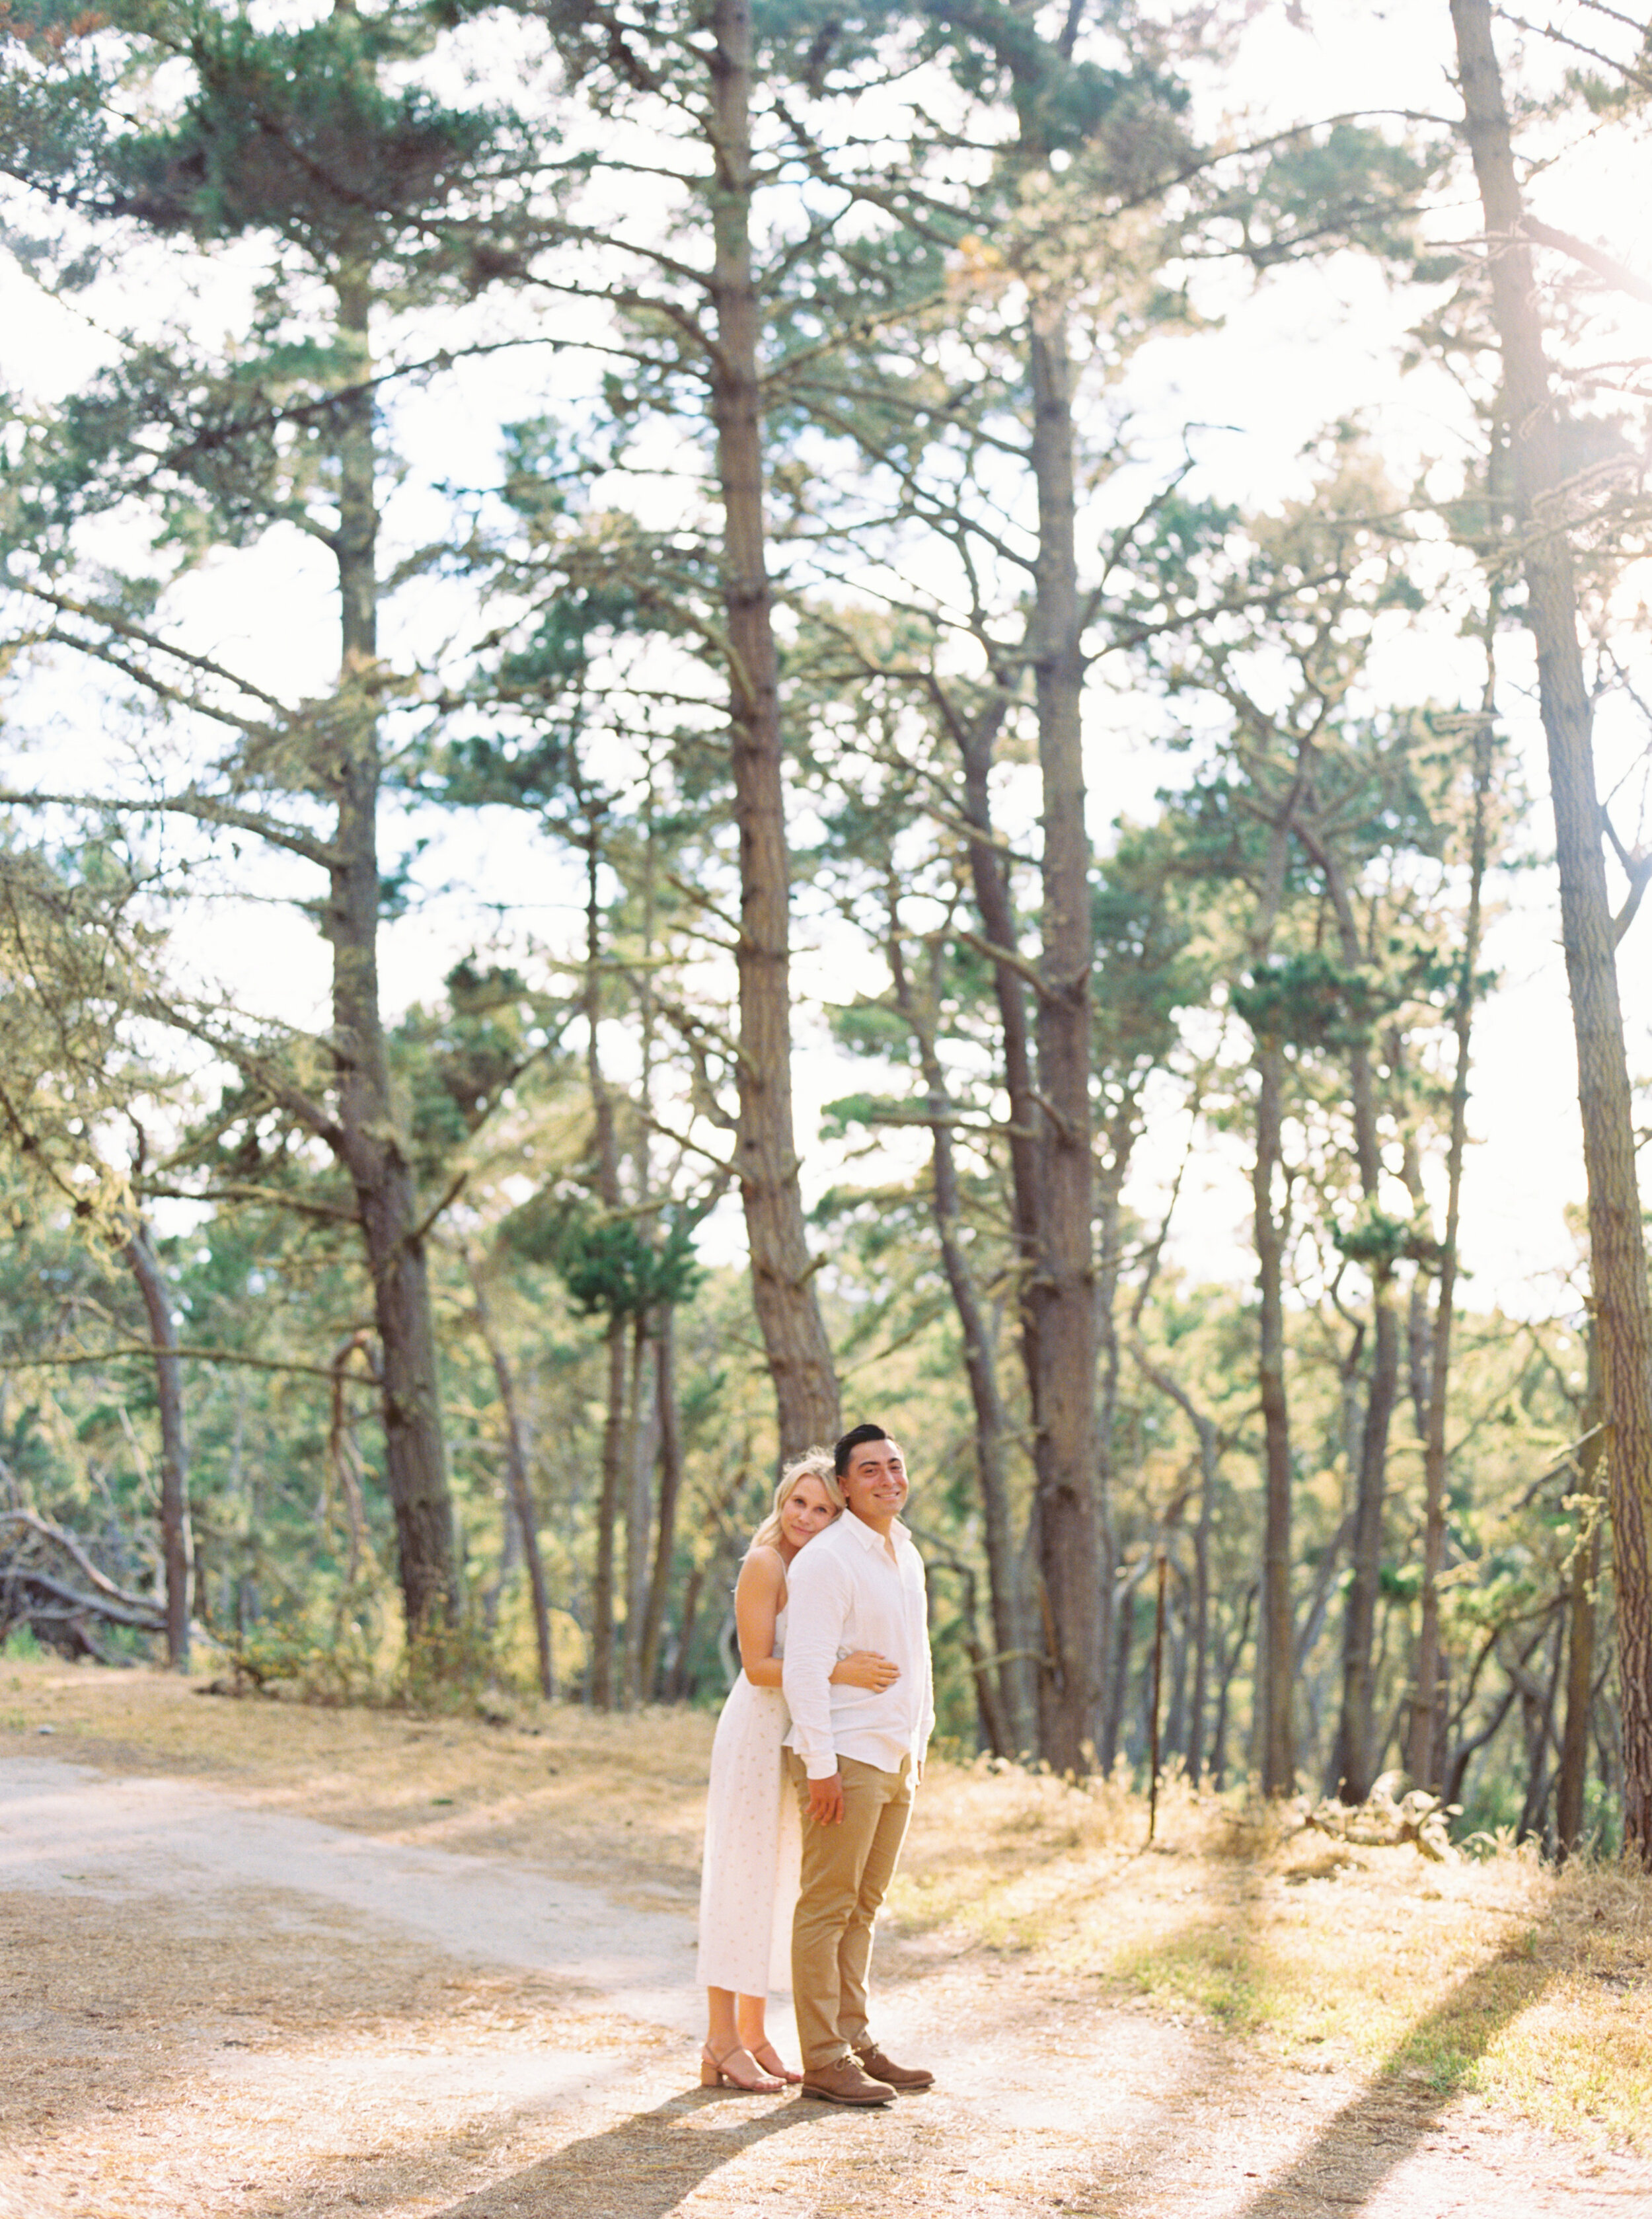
696,1423,935,2107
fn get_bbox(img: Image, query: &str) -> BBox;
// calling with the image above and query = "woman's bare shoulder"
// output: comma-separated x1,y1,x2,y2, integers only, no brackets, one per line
738,1543,786,1592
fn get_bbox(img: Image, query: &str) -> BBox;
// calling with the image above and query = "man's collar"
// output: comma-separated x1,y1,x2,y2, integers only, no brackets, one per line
842,1511,910,1551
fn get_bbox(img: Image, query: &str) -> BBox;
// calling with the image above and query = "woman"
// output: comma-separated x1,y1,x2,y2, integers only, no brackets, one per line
697,1449,899,2092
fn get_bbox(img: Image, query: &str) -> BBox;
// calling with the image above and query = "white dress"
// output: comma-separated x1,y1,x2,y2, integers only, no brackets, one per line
695,1602,802,1996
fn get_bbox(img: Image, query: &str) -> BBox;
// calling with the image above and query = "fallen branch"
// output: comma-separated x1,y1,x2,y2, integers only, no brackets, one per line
1307,1769,1460,1862
3,1564,165,1633
0,1507,157,1611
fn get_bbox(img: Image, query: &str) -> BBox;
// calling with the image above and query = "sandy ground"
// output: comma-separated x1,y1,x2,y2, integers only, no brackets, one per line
4,1744,1651,2219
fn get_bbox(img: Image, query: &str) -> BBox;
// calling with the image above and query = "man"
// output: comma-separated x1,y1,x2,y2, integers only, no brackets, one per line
781,1421,935,2107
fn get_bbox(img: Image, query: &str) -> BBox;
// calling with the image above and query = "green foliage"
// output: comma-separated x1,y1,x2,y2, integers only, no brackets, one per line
0,840,155,1233
554,1214,703,1321
920,0,1145,151
0,19,109,243
1092,822,1211,1082
1334,1199,1444,1273
1230,950,1409,1051
1230,120,1442,273
106,3,506,270
831,998,918,1064
393,959,568,1180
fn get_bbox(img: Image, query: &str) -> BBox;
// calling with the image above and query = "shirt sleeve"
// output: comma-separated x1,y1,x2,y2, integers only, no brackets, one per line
917,1561,935,1756
782,1545,848,1780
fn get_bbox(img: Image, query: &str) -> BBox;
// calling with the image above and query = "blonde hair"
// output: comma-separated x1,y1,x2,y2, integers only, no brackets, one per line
746,1447,844,1556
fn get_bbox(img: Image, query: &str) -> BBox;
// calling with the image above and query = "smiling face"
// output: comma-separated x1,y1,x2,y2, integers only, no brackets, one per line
778,1472,840,1555
841,1435,909,1529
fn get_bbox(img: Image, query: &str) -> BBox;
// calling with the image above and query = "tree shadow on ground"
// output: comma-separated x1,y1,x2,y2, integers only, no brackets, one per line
427,2087,828,2219
1043,1855,1583,2216
1195,1940,1556,2217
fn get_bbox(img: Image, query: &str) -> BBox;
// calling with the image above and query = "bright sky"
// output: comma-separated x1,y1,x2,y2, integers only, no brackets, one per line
3,0,1649,1326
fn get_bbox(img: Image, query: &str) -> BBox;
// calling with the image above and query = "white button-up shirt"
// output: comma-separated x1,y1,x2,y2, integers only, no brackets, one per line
782,1511,934,1780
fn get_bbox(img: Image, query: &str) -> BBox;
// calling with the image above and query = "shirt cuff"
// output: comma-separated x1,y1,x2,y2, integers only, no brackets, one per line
804,1750,839,1780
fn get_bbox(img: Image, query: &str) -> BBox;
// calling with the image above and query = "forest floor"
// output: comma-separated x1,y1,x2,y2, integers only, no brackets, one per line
2,1661,1650,2219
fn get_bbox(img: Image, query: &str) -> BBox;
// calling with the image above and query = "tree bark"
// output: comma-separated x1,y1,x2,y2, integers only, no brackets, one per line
582,811,626,1710
1333,1277,1397,1801
1298,825,1401,1803
707,0,839,1456
887,908,1030,1750
1128,1340,1221,1787
122,1220,190,1670
467,1254,554,1702
591,1316,626,1708
1027,298,1100,1773
636,1310,683,1702
1450,0,1652,1858
956,709,1045,1400
667,1558,705,1702
623,1310,650,1704
1557,1329,1604,1856
1210,1582,1256,1789
1094,1105,1141,1757
954,709,1046,1740
1516,1612,1565,1842
1409,696,1494,1787
325,269,456,1643
1242,802,1298,1795
916,1528,1014,1757
1253,1033,1296,1795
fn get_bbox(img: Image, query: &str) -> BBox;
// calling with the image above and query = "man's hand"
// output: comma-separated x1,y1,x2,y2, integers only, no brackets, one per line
806,1771,845,1825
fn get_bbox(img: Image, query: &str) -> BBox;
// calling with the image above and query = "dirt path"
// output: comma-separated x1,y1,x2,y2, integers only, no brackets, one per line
4,1751,1649,2219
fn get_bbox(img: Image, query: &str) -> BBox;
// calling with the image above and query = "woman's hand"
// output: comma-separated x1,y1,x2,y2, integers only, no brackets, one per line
829,1649,900,1692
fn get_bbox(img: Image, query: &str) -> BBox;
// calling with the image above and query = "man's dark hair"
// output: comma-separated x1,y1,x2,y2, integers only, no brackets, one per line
834,1422,889,1476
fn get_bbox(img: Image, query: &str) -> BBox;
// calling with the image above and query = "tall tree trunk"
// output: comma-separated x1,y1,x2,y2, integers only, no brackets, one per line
1557,1330,1604,1856
1253,1032,1296,1793
1299,825,1402,1802
581,809,626,1710
122,1220,190,1670
928,1112,1026,1754
1187,1429,1214,1789
1102,1546,1157,1768
887,908,1032,1749
326,269,455,1642
325,1330,373,1625
1450,0,1652,1857
956,710,1045,1386
1335,1224,1398,1798
1400,1129,1435,1437
1211,1583,1256,1790
637,1310,683,1703
591,1315,626,1708
1244,806,1298,1794
954,708,1047,1738
467,1253,554,1702
917,1534,1013,1756
622,1310,650,1704
1129,1341,1221,1789
1027,297,1100,1774
1409,699,1494,1786
1516,1612,1565,1842
707,0,838,1456
1094,1108,1141,1750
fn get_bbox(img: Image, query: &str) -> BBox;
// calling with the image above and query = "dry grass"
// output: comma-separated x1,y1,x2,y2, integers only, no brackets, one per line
894,1758,1652,2152
5,1659,1650,2160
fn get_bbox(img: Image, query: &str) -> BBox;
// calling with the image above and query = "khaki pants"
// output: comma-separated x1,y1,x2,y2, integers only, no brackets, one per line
788,1752,913,2069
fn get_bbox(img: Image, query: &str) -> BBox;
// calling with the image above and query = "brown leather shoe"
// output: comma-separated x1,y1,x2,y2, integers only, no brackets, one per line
800,2056,895,2107
852,2041,934,2091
